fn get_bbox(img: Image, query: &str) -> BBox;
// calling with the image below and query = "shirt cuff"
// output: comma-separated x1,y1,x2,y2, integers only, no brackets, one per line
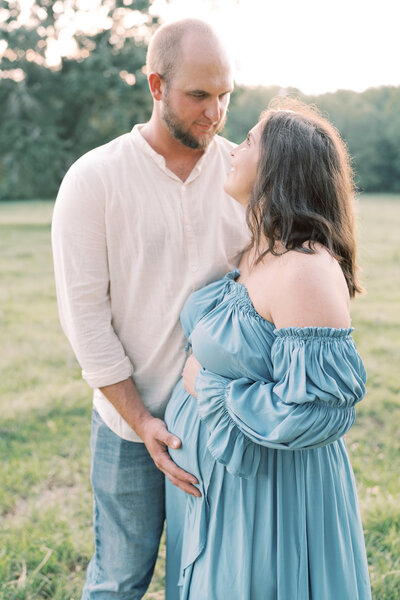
82,356,134,388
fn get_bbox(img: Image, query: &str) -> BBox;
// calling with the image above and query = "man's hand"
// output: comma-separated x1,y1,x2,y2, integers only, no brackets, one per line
99,378,201,497
182,354,202,397
138,415,201,498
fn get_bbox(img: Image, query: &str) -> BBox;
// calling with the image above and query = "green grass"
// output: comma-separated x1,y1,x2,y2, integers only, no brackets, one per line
0,196,399,599
347,194,400,599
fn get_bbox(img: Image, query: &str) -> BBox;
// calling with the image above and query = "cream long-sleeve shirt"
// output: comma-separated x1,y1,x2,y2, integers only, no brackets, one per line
52,125,249,441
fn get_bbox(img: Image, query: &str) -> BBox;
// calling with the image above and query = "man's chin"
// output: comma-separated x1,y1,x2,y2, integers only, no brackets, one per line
194,133,215,150
168,120,223,150
177,131,213,151
189,127,220,150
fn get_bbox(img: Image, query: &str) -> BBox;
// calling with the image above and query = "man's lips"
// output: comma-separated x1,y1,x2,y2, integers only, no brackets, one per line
194,122,216,131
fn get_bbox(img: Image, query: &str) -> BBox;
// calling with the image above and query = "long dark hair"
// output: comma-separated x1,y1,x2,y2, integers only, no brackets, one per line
247,97,363,297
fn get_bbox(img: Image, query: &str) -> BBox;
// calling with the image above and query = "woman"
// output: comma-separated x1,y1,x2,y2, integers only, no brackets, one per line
164,99,371,599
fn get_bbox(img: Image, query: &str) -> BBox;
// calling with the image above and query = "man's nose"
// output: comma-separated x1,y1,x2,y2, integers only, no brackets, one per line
204,98,222,122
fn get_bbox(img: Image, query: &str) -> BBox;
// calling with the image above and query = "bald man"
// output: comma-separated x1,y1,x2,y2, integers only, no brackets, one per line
52,19,249,599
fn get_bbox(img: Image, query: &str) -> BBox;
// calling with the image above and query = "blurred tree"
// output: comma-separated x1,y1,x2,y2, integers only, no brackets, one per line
0,0,156,199
223,85,302,143
1,2,399,198
225,84,400,193
308,87,400,192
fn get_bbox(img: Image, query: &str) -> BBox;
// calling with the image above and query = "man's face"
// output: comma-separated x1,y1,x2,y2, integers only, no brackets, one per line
160,38,233,150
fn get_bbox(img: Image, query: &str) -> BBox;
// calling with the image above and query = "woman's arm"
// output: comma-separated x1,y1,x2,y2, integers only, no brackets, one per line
189,328,365,478
182,250,365,478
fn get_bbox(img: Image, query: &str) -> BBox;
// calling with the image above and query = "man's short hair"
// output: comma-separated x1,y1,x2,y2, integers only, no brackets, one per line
146,18,220,84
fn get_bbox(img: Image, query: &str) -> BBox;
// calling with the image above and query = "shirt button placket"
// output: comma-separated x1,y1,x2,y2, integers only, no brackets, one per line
181,184,199,285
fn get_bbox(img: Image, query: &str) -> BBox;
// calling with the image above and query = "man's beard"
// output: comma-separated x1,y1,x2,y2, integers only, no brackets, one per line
162,96,226,150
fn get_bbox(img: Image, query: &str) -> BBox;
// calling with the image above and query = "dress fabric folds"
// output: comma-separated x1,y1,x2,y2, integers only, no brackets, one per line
165,269,371,600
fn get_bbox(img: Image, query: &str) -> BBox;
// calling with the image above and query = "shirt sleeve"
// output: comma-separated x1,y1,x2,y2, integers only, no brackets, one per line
194,327,366,478
51,159,134,388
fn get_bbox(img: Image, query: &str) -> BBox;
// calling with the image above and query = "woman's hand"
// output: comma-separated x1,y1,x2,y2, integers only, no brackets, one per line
182,354,202,397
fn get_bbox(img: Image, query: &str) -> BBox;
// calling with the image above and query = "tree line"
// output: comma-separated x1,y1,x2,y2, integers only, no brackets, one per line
226,84,400,194
1,0,399,200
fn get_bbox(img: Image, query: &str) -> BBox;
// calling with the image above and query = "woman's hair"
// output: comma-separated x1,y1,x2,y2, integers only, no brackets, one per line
247,97,363,297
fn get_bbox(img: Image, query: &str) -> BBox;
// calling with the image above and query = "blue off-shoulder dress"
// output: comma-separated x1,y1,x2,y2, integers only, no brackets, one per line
165,270,371,600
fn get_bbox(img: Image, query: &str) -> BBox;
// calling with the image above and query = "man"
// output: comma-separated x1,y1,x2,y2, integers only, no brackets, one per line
52,18,249,599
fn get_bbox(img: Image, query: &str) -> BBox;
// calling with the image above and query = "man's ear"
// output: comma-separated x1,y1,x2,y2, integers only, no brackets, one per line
148,73,164,101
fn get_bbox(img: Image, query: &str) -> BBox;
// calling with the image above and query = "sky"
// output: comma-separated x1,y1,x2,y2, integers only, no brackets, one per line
8,0,400,95
150,0,400,95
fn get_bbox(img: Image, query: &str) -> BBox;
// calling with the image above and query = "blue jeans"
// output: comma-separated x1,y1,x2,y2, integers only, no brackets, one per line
81,409,165,600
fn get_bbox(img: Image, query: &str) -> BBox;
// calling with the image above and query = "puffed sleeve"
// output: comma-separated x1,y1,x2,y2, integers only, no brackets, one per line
194,327,366,478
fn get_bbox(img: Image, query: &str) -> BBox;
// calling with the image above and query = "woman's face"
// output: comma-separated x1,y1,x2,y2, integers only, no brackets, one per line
224,121,263,206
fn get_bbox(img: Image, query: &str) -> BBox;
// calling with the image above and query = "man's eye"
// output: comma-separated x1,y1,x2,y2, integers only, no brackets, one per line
191,93,206,99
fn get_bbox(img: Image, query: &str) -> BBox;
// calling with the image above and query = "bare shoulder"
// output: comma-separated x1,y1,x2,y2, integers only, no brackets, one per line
279,245,339,289
271,245,351,329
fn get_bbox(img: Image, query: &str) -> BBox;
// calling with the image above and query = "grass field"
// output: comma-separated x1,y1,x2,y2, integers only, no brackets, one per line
0,195,399,599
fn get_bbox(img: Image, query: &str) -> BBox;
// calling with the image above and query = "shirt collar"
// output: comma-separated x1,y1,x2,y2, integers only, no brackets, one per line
131,124,218,184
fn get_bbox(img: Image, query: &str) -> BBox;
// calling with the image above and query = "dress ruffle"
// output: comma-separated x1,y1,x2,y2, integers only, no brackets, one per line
180,271,237,340
194,327,366,478
165,272,371,600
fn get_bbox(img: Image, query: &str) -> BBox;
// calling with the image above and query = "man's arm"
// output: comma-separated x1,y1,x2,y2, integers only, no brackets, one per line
52,159,199,496
100,378,200,496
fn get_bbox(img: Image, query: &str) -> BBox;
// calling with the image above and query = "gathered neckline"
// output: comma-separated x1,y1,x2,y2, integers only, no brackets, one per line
225,269,275,328
224,269,353,337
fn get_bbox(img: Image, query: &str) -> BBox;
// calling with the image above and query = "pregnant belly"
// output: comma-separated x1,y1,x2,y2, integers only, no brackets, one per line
165,379,210,481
